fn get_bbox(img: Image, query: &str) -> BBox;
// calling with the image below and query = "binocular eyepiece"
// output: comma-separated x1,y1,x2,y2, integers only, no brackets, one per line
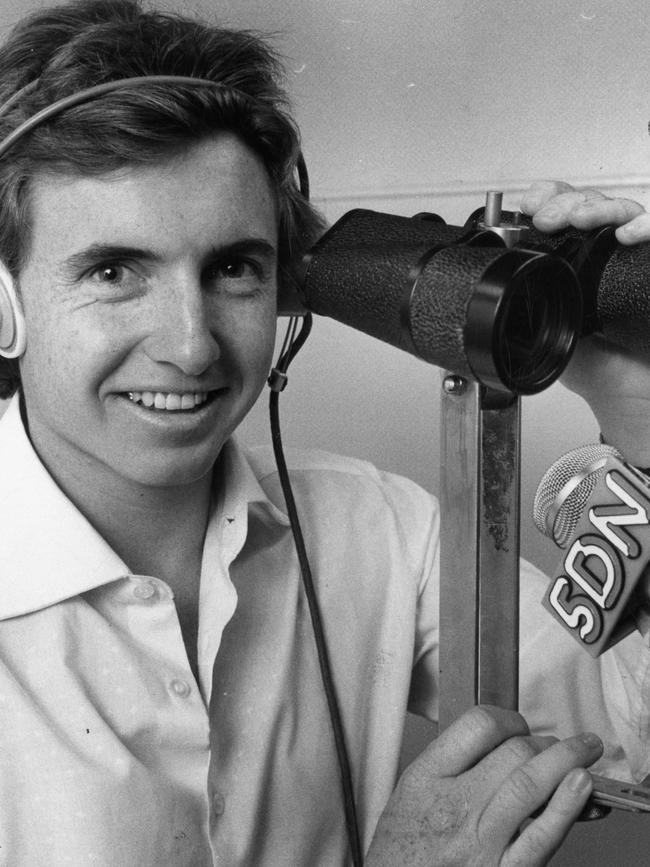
288,192,650,396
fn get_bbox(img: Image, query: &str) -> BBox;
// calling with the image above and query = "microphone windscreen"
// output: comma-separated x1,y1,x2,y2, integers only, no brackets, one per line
533,442,622,548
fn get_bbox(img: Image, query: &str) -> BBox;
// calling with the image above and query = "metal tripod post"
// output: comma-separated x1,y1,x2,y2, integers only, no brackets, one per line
438,373,521,731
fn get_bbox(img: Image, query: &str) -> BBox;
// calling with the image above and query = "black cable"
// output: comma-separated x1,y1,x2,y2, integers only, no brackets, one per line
268,314,363,867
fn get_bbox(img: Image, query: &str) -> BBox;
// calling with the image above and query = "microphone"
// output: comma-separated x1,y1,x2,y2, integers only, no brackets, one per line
532,445,650,820
533,443,650,656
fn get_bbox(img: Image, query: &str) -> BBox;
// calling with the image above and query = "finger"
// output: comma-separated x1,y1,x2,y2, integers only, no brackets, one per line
504,768,593,867
531,189,607,231
475,733,560,783
424,705,530,777
615,210,650,245
562,196,646,231
520,180,576,215
454,732,562,811
477,732,603,847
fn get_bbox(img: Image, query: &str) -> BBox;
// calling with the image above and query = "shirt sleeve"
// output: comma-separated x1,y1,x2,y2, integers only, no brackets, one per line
519,559,650,783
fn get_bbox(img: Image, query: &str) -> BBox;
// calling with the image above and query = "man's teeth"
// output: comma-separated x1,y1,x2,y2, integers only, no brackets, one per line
128,391,209,411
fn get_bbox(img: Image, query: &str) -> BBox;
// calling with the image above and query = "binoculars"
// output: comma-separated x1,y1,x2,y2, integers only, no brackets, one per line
288,193,650,395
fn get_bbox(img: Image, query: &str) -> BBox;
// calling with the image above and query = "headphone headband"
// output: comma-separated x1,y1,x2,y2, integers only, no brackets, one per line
0,76,238,160
0,72,309,346
0,75,309,202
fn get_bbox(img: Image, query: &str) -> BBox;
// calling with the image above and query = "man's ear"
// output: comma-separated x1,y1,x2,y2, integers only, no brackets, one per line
0,261,25,359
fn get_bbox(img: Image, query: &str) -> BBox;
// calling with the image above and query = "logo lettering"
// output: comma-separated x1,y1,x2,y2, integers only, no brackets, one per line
589,469,649,558
563,532,623,609
548,577,603,643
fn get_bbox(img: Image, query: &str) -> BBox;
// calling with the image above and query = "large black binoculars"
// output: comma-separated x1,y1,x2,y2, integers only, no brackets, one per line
285,195,650,395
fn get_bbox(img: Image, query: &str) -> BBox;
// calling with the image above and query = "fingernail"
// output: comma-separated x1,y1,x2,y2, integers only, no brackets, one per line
578,732,603,751
567,768,592,794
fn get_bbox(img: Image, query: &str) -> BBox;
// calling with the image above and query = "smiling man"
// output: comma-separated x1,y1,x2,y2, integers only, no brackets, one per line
0,1,632,865
18,136,279,678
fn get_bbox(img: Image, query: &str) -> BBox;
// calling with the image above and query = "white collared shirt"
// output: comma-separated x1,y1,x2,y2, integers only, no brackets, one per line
0,394,649,866
0,395,440,866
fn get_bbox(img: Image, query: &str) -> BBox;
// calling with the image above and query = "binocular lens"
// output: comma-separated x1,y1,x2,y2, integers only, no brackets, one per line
465,252,582,395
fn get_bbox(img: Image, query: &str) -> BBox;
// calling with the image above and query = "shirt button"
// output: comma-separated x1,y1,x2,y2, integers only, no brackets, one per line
169,678,191,698
133,581,156,600
212,792,226,816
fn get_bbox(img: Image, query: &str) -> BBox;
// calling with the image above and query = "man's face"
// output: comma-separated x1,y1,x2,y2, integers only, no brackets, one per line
17,133,279,492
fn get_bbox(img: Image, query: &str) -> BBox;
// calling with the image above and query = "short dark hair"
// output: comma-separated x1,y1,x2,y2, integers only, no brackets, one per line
0,0,325,397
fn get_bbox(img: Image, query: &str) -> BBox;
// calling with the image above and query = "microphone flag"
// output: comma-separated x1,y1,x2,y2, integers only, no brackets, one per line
535,446,650,656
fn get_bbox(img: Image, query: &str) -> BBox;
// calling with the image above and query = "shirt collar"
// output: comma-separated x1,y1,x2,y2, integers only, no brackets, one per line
0,395,289,620
0,396,130,619
217,438,291,532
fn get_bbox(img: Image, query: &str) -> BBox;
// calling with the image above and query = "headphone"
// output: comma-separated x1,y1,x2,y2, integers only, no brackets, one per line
0,75,310,359
0,259,24,358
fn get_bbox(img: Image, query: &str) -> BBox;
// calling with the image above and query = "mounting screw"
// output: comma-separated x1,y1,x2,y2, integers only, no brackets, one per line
443,374,468,395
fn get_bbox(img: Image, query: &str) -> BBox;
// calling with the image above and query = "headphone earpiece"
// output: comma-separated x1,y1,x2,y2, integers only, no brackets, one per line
0,262,25,359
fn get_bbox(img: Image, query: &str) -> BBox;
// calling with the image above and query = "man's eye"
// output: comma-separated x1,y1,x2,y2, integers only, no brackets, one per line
92,264,125,283
204,257,270,296
215,259,259,279
85,262,145,299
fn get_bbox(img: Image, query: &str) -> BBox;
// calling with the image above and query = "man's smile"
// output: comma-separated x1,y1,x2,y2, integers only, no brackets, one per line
127,390,211,411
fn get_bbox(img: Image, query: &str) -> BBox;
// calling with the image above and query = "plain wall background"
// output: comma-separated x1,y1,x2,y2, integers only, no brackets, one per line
1,0,650,862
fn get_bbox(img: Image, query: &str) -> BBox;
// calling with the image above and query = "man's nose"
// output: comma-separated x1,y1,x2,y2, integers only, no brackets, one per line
143,281,221,375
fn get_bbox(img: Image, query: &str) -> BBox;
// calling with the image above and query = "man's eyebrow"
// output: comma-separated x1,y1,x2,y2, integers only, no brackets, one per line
60,244,160,277
208,238,278,262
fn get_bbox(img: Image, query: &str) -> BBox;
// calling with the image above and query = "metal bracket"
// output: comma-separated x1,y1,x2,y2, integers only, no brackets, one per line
438,373,521,730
